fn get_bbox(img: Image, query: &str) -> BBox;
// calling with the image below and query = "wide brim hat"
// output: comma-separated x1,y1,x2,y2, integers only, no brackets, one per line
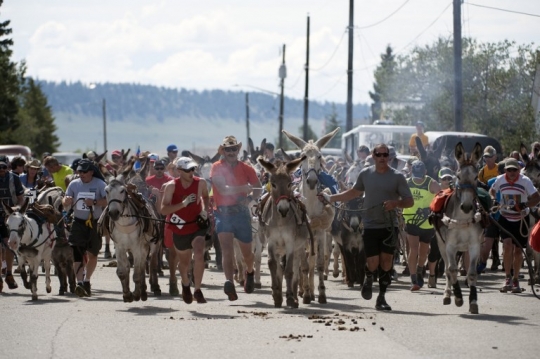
26,159,41,169
218,135,242,153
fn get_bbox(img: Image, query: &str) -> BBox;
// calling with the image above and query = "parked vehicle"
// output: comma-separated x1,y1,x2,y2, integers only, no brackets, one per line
0,144,32,161
425,131,504,161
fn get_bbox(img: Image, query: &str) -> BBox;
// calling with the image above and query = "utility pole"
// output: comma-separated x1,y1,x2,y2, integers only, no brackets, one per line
303,15,310,141
245,93,250,146
278,44,287,148
102,98,107,154
453,0,463,132
346,0,354,132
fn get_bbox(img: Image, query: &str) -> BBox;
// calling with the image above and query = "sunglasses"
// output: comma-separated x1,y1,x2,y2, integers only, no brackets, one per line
374,152,389,158
154,167,165,170
180,167,196,173
112,156,121,160
78,170,90,174
224,147,238,153
441,177,452,181
0,165,7,170
506,168,518,172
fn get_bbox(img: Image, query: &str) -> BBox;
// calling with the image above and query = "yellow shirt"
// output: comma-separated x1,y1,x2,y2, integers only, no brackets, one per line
52,165,74,191
409,133,429,148
479,164,498,184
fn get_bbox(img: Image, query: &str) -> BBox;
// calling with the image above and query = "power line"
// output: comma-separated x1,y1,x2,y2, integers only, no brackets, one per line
310,29,347,71
466,2,540,18
354,0,411,30
310,72,347,100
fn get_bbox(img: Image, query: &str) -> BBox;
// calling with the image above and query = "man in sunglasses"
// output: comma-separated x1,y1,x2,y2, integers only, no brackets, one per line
320,143,413,311
0,155,25,291
146,160,173,205
161,157,210,304
210,135,262,301
490,158,540,294
479,146,498,186
62,159,107,297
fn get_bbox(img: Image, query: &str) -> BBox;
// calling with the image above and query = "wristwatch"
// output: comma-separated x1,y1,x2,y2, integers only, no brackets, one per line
93,199,97,205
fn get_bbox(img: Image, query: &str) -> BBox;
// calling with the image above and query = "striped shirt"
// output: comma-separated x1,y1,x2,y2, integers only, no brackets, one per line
491,174,537,222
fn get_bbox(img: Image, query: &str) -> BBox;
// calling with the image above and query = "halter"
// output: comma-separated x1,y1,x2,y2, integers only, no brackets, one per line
9,214,51,251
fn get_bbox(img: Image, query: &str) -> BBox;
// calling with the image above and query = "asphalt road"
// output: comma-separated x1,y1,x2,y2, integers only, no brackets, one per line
2,248,539,359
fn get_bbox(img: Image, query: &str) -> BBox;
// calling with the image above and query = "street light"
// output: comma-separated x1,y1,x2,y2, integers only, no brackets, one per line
88,83,107,155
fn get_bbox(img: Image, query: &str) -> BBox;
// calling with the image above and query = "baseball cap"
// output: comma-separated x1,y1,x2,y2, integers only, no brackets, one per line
76,159,93,172
111,150,122,157
167,144,178,153
483,146,496,157
411,160,426,178
0,155,8,166
175,157,198,170
148,153,159,162
416,121,425,127
504,159,520,170
438,167,454,179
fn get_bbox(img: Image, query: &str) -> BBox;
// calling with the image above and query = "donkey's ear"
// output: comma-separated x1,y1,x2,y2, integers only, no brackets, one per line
95,151,107,163
187,151,204,165
521,143,530,163
1,200,13,215
257,156,274,172
471,142,483,164
210,152,221,163
286,155,306,173
416,136,427,161
454,142,465,163
20,197,30,213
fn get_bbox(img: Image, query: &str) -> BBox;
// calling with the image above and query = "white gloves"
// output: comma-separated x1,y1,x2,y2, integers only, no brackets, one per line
182,193,196,207
199,210,208,220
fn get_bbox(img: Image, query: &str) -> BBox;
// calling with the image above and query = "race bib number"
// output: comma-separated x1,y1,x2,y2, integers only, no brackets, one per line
76,192,96,211
170,213,185,230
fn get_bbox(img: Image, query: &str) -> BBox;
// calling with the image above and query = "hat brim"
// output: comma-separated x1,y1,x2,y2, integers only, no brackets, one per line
218,142,242,153
505,165,519,170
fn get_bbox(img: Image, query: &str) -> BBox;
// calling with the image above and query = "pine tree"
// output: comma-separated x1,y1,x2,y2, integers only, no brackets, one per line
369,45,397,122
0,2,21,140
324,103,341,148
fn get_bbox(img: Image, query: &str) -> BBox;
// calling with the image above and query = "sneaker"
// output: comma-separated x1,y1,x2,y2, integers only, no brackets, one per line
104,250,112,259
83,281,91,297
375,295,392,311
224,280,238,301
182,283,193,304
402,267,410,275
410,283,421,291
416,270,424,288
477,261,487,274
75,283,88,297
361,276,373,300
0,276,3,292
5,274,18,290
428,275,437,288
244,270,255,293
511,279,521,293
500,277,512,293
194,289,207,304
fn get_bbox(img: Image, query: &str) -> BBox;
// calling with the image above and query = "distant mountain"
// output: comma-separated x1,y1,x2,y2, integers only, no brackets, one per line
38,81,370,156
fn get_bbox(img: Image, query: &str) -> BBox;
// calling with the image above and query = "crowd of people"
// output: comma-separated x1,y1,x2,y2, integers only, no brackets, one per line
1,131,539,311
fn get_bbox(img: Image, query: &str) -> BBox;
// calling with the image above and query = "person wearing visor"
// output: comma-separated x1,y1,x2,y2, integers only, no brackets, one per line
490,159,540,293
62,159,107,297
210,135,262,301
161,157,209,304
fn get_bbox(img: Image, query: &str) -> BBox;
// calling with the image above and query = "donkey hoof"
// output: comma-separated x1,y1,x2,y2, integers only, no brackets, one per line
24,283,31,290
333,271,339,278
59,290,65,296
254,283,262,289
153,289,162,296
274,301,283,308
469,303,479,314
455,298,464,307
123,292,134,303
32,295,38,301
303,295,312,305
318,295,327,304
286,298,299,308
46,287,52,294
443,297,451,305
141,291,148,301
133,294,141,302
324,275,328,280
239,280,245,286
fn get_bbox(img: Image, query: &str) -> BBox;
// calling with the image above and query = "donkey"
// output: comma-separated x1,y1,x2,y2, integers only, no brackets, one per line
282,128,338,304
2,198,55,300
257,156,309,308
433,142,484,314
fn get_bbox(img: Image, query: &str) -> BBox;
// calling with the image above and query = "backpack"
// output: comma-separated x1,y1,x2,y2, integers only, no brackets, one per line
429,188,454,213
530,220,540,252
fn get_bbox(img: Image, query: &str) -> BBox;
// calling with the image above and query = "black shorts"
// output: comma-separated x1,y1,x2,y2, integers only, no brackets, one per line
406,224,434,244
498,216,528,248
484,221,501,239
68,219,102,257
173,228,207,251
0,220,8,245
363,227,398,258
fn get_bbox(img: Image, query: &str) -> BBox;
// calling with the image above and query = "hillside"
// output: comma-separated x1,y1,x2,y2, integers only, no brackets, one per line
39,81,370,156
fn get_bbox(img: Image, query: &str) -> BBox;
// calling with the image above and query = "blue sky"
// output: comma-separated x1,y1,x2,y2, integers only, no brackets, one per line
4,0,539,104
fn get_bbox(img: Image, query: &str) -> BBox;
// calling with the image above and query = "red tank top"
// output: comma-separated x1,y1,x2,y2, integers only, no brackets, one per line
165,177,202,235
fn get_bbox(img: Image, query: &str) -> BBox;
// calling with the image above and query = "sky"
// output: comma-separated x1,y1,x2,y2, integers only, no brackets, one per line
3,0,540,105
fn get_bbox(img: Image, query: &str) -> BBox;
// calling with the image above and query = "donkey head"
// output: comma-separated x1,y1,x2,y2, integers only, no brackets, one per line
520,143,540,189
454,142,482,214
2,198,30,251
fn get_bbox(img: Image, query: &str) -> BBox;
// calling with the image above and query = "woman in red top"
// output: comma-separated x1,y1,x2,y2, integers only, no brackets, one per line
161,157,210,304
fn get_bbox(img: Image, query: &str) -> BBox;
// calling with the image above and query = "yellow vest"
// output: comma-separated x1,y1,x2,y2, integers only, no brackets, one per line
403,177,435,229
